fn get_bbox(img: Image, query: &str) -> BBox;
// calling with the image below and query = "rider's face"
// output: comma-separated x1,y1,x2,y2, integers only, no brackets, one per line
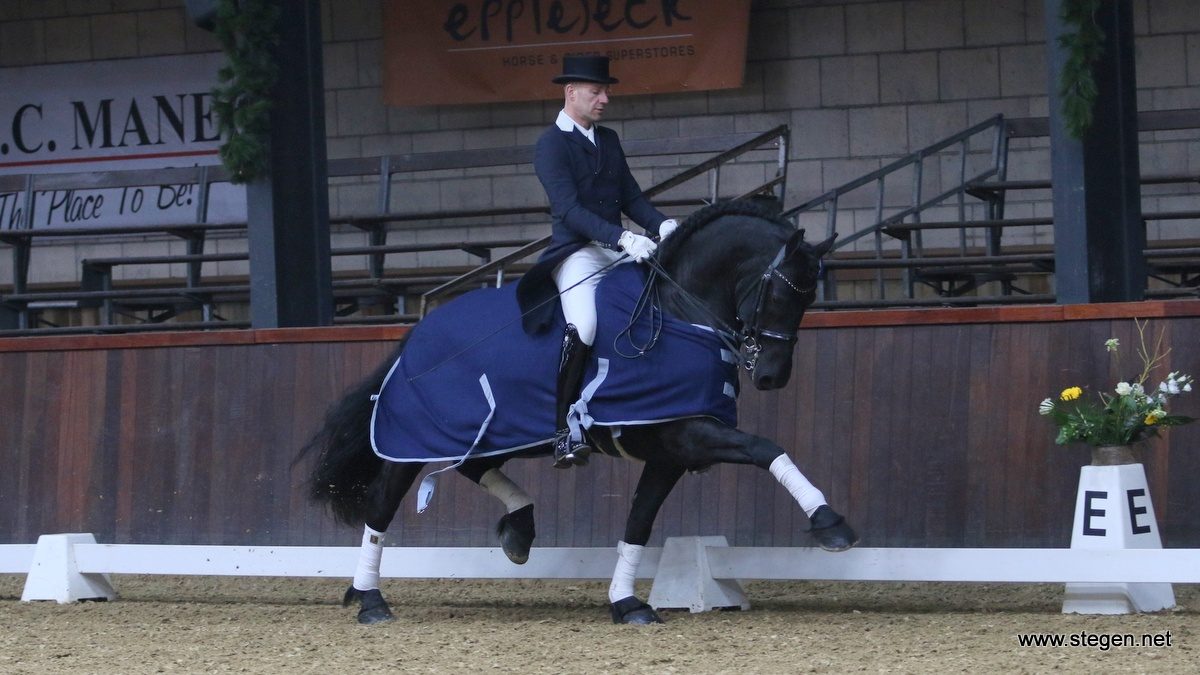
565,83,610,128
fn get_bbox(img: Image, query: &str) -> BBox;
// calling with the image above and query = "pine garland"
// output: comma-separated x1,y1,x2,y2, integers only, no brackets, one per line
211,0,280,184
1057,0,1104,139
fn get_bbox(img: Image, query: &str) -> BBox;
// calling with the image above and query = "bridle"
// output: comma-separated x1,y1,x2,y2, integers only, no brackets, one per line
640,240,821,372
733,244,820,371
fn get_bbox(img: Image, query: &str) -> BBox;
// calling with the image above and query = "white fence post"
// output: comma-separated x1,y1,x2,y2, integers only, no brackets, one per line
21,533,117,604
648,536,749,613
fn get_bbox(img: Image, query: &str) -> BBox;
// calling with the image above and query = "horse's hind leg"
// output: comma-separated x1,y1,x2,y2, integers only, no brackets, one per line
344,461,424,625
608,462,685,625
458,458,535,564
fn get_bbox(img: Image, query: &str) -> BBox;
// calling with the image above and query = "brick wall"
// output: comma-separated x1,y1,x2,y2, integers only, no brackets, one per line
1,0,1198,287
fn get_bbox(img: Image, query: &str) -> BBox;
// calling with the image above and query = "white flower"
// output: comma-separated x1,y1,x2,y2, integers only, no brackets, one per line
1038,398,1055,415
1131,383,1145,397
1115,382,1133,396
1105,338,1120,352
1164,372,1194,394
1160,380,1181,395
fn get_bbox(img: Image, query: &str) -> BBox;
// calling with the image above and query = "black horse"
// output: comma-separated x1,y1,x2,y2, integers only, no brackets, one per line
300,200,858,625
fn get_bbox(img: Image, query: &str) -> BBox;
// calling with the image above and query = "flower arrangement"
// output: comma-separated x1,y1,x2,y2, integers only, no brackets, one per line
1039,320,1195,447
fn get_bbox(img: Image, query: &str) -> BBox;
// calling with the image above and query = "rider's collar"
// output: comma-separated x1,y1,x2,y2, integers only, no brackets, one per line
556,110,595,144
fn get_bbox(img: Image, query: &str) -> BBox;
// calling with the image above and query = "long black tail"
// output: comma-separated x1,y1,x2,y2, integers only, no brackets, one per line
297,337,407,526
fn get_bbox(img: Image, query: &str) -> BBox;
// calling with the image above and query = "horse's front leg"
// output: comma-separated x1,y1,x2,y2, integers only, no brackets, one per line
343,461,424,625
645,418,858,551
458,457,535,564
608,461,685,625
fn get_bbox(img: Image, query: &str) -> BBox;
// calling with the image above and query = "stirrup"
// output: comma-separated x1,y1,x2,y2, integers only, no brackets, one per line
553,430,591,468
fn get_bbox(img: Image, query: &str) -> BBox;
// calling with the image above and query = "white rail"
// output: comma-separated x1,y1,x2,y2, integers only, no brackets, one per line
5,541,1198,584
0,544,35,574
69,544,659,579
706,547,1200,584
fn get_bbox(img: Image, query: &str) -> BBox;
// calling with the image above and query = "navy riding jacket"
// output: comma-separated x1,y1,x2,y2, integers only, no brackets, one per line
517,122,667,333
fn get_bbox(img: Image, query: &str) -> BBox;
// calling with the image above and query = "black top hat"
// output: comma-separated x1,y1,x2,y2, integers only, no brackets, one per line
552,55,619,85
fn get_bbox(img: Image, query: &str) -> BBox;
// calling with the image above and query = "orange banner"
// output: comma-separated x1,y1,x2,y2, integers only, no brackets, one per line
382,0,751,107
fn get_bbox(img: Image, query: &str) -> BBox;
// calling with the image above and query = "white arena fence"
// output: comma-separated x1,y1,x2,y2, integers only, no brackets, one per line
4,536,1200,605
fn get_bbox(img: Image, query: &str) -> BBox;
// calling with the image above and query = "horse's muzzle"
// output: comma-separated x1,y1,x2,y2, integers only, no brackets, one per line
752,369,791,391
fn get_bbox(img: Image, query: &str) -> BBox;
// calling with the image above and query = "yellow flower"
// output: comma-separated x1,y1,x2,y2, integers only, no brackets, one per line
1060,386,1083,401
1145,414,1159,426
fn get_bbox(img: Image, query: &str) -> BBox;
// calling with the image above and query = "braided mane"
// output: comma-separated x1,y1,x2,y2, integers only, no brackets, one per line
657,198,797,266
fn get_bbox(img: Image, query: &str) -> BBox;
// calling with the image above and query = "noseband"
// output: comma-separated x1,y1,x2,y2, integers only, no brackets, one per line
736,244,819,371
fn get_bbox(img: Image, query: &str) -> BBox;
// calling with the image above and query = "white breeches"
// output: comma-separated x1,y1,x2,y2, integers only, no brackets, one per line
553,244,628,346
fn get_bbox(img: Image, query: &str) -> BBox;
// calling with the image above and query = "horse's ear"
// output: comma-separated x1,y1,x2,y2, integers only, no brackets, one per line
813,233,837,257
784,228,807,257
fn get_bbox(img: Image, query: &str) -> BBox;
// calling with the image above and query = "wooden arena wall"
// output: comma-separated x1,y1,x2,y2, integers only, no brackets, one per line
3,302,1200,549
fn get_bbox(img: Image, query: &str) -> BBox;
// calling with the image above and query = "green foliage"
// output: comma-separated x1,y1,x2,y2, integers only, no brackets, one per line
1039,321,1195,447
1057,0,1105,140
211,0,280,184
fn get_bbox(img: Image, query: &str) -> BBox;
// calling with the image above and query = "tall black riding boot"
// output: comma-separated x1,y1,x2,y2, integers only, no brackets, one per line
553,324,593,469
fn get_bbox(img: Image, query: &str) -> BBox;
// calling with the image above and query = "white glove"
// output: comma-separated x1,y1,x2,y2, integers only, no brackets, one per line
658,219,678,241
618,230,657,263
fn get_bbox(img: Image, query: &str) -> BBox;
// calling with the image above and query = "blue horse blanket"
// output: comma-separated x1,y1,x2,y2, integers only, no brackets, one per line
370,264,739,464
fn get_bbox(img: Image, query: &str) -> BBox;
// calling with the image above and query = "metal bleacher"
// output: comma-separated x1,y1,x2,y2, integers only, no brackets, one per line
3,111,1198,335
782,110,1200,309
0,126,791,335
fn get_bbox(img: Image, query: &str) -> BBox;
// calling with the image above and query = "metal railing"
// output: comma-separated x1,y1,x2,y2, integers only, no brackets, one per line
782,115,1009,303
418,125,792,317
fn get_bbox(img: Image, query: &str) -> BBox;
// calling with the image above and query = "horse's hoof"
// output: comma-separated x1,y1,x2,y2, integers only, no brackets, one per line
343,586,395,625
609,596,663,625
808,505,860,552
496,504,535,565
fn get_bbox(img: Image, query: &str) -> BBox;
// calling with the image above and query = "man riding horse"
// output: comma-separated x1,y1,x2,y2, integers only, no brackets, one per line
305,55,860,626
516,55,678,470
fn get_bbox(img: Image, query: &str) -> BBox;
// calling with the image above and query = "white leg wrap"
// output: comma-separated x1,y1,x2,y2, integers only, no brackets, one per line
608,540,644,603
352,525,386,591
479,468,534,513
769,454,826,517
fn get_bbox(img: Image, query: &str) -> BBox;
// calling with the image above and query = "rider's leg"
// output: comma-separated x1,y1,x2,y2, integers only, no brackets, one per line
552,324,590,468
550,245,624,468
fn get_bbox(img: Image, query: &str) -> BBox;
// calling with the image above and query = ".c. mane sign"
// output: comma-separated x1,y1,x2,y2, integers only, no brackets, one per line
382,0,751,106
0,53,244,230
